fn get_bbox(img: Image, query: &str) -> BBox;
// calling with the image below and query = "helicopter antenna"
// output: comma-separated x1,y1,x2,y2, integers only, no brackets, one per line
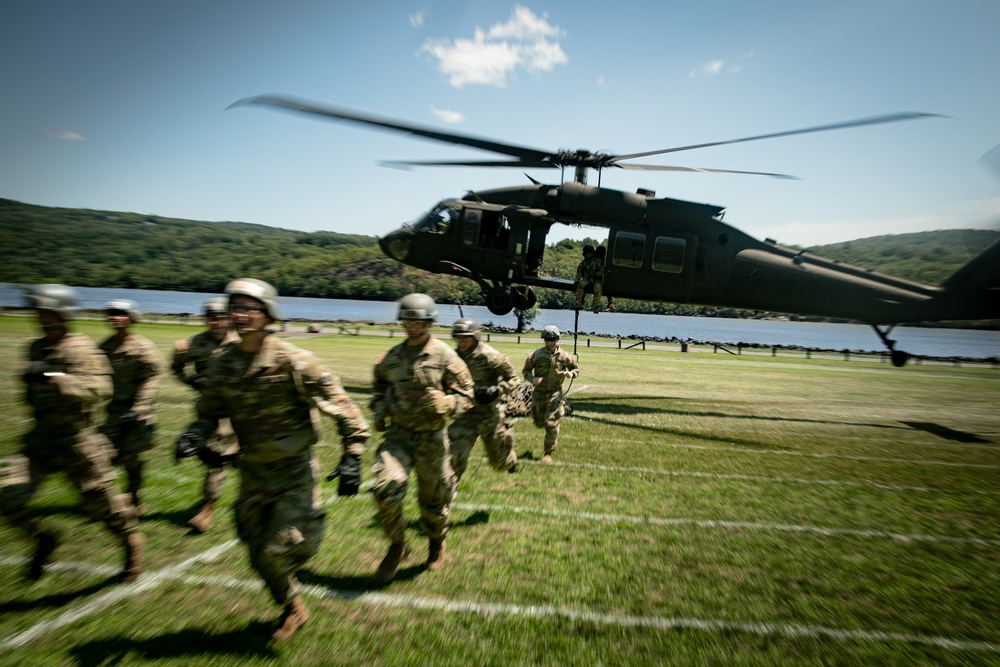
465,190,485,203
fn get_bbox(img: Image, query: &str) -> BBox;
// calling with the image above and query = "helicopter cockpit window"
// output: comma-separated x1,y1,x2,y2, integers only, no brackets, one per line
612,231,646,268
416,205,458,235
652,236,686,274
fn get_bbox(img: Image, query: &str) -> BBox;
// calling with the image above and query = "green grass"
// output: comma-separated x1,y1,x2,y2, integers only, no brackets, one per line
0,315,998,666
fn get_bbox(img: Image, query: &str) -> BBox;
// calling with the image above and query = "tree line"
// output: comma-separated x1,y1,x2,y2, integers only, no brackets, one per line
2,198,997,324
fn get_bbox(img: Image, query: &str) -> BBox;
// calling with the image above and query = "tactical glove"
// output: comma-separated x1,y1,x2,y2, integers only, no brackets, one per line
473,385,499,405
374,416,388,432
22,361,52,384
174,431,205,462
327,452,362,496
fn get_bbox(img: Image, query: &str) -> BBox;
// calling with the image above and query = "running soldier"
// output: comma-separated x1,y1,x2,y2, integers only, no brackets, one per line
175,278,369,643
522,326,579,462
447,318,518,481
370,294,473,584
171,297,238,533
0,284,143,582
99,300,163,513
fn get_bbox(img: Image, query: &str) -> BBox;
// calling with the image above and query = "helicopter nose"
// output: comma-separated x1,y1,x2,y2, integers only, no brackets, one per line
380,228,411,261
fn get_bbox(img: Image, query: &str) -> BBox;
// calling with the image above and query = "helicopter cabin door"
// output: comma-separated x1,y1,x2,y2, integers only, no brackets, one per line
605,229,698,302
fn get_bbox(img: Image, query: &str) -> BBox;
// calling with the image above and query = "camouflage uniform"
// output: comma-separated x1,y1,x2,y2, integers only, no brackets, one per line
186,332,369,606
172,329,239,504
100,332,163,507
371,335,473,545
523,341,579,457
0,333,137,545
447,341,518,480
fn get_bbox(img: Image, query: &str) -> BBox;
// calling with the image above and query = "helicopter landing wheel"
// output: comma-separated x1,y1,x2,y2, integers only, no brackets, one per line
485,287,515,316
511,285,537,310
890,350,909,368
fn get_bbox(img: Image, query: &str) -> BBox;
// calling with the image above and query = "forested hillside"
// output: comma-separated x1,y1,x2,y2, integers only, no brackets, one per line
2,198,997,319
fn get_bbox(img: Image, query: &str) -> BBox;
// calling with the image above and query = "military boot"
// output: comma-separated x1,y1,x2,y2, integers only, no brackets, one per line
374,541,407,584
272,595,309,642
426,537,446,571
121,532,145,583
541,453,553,463
187,501,215,534
27,531,59,581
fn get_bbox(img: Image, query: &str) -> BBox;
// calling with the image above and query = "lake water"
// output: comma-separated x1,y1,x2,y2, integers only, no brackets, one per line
2,283,998,359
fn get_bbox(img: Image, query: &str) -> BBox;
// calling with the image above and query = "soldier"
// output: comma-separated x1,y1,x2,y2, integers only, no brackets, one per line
591,245,612,313
574,245,596,310
370,294,473,584
447,318,518,482
0,284,143,582
171,297,238,533
175,278,369,643
522,326,579,463
99,299,163,513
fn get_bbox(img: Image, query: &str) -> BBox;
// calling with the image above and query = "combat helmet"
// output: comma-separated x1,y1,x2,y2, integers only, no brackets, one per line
582,244,595,256
398,293,437,321
105,299,141,323
452,317,481,341
225,278,280,321
541,325,560,341
203,297,228,317
26,284,78,321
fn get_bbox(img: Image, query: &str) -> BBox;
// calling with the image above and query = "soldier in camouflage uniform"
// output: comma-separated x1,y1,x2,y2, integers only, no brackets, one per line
370,294,474,584
447,318,518,482
574,245,596,310
99,300,163,513
171,297,238,533
522,326,579,463
0,285,143,583
176,278,369,643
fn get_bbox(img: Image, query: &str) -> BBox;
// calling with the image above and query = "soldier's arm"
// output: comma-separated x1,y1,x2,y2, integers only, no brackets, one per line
52,339,113,402
562,352,580,378
370,353,389,421
129,340,163,418
170,339,195,386
185,358,226,440
522,353,534,381
295,350,370,455
495,353,519,398
443,356,475,417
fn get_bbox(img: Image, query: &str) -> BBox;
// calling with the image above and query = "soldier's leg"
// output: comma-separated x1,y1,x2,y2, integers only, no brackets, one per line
479,408,516,472
414,430,455,570
371,431,414,583
191,421,238,533
65,431,142,581
574,283,586,309
446,414,478,483
0,453,48,537
542,392,565,460
593,281,603,313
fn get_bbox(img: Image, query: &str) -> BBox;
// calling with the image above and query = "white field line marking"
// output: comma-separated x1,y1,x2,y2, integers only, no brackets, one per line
8,559,993,653
498,458,997,496
452,502,1000,547
0,539,238,652
575,438,1000,469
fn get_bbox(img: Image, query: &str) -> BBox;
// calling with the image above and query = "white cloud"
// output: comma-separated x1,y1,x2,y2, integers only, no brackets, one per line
409,11,425,28
418,5,568,88
688,52,753,78
47,130,85,141
430,106,465,124
596,75,606,86
688,59,725,79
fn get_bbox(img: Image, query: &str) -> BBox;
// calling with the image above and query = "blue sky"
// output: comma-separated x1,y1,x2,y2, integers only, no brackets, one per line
2,0,998,248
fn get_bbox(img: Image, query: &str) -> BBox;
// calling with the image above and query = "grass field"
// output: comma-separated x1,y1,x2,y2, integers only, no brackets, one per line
0,315,998,666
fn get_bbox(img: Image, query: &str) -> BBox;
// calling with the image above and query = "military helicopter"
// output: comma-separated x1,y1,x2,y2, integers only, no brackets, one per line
230,95,1000,367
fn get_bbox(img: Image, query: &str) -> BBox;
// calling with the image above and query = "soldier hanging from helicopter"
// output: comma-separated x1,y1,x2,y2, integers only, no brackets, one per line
574,245,614,313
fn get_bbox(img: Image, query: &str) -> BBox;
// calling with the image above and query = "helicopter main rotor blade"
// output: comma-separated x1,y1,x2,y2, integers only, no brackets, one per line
379,159,559,169
616,163,798,179
608,112,945,163
229,94,554,163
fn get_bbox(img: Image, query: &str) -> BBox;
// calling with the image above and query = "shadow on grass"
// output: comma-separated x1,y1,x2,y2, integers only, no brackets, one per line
298,560,426,593
900,421,994,444
69,623,277,666
0,576,117,617
564,395,985,449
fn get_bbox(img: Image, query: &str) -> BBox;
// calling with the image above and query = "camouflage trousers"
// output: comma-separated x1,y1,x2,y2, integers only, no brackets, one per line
200,418,238,504
0,427,137,539
447,405,516,481
233,454,324,606
372,425,455,544
102,416,154,504
530,391,566,454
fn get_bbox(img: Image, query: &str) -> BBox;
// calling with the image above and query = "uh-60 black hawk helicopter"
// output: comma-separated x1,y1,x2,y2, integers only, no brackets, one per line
231,95,1000,367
